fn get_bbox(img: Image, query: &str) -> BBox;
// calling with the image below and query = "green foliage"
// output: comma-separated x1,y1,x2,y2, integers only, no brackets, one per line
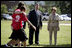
25,5,31,14
44,1,71,14
28,4,34,10
1,4,8,14
1,4,8,19
47,7,52,14
12,5,17,11
25,6,30,14
39,6,45,13
56,7,61,14
59,1,71,14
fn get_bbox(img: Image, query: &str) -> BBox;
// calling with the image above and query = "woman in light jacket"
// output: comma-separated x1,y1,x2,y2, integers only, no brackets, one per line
48,7,60,45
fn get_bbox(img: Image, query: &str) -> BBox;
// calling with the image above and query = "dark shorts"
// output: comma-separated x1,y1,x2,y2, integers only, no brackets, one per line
9,28,28,42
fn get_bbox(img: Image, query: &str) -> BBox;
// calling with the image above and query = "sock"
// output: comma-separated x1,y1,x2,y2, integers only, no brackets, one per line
5,44,8,46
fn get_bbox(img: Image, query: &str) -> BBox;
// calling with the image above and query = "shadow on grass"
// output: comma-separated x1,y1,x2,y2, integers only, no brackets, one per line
27,44,71,47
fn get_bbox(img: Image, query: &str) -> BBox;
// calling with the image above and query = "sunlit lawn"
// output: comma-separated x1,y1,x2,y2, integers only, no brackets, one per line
43,20,71,24
1,20,71,47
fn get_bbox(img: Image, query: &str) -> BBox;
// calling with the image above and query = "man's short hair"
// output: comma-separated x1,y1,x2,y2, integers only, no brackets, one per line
18,2,24,7
20,6,26,11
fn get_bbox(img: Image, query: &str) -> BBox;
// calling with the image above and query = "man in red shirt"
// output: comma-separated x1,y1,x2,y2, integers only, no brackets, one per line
2,7,36,47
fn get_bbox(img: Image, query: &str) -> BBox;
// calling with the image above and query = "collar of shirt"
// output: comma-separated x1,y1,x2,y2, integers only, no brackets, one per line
35,9,41,16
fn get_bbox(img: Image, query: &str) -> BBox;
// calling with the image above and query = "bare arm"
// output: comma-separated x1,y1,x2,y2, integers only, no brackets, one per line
26,19,36,31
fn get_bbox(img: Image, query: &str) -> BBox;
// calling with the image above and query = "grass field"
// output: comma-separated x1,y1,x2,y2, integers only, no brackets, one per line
43,21,71,24
1,20,71,47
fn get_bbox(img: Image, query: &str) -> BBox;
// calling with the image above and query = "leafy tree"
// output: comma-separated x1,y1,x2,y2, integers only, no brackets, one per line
44,1,71,14
39,6,46,13
1,4,8,19
1,4,8,14
59,1,71,14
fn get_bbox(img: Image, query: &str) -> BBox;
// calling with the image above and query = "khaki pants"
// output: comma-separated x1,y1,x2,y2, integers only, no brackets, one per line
49,29,57,45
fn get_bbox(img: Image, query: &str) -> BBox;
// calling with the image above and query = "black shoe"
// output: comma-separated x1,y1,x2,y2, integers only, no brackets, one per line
1,45,8,47
9,45,13,47
29,43,33,45
35,42,39,45
21,44,23,46
35,43,39,45
15,44,18,46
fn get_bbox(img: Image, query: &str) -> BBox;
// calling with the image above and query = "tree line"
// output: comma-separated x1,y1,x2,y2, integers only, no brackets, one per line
1,1,71,19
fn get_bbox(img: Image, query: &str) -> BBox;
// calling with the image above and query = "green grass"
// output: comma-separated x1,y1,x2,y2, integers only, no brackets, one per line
43,21,71,24
1,20,71,47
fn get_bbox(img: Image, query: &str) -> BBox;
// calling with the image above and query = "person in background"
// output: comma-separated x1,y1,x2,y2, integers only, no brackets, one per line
28,3,42,45
47,7,60,45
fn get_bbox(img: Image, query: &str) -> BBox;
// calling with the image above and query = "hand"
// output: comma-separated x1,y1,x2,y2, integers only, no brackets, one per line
33,26,36,31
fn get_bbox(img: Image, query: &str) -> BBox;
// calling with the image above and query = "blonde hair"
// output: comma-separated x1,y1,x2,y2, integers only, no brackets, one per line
51,7,57,11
